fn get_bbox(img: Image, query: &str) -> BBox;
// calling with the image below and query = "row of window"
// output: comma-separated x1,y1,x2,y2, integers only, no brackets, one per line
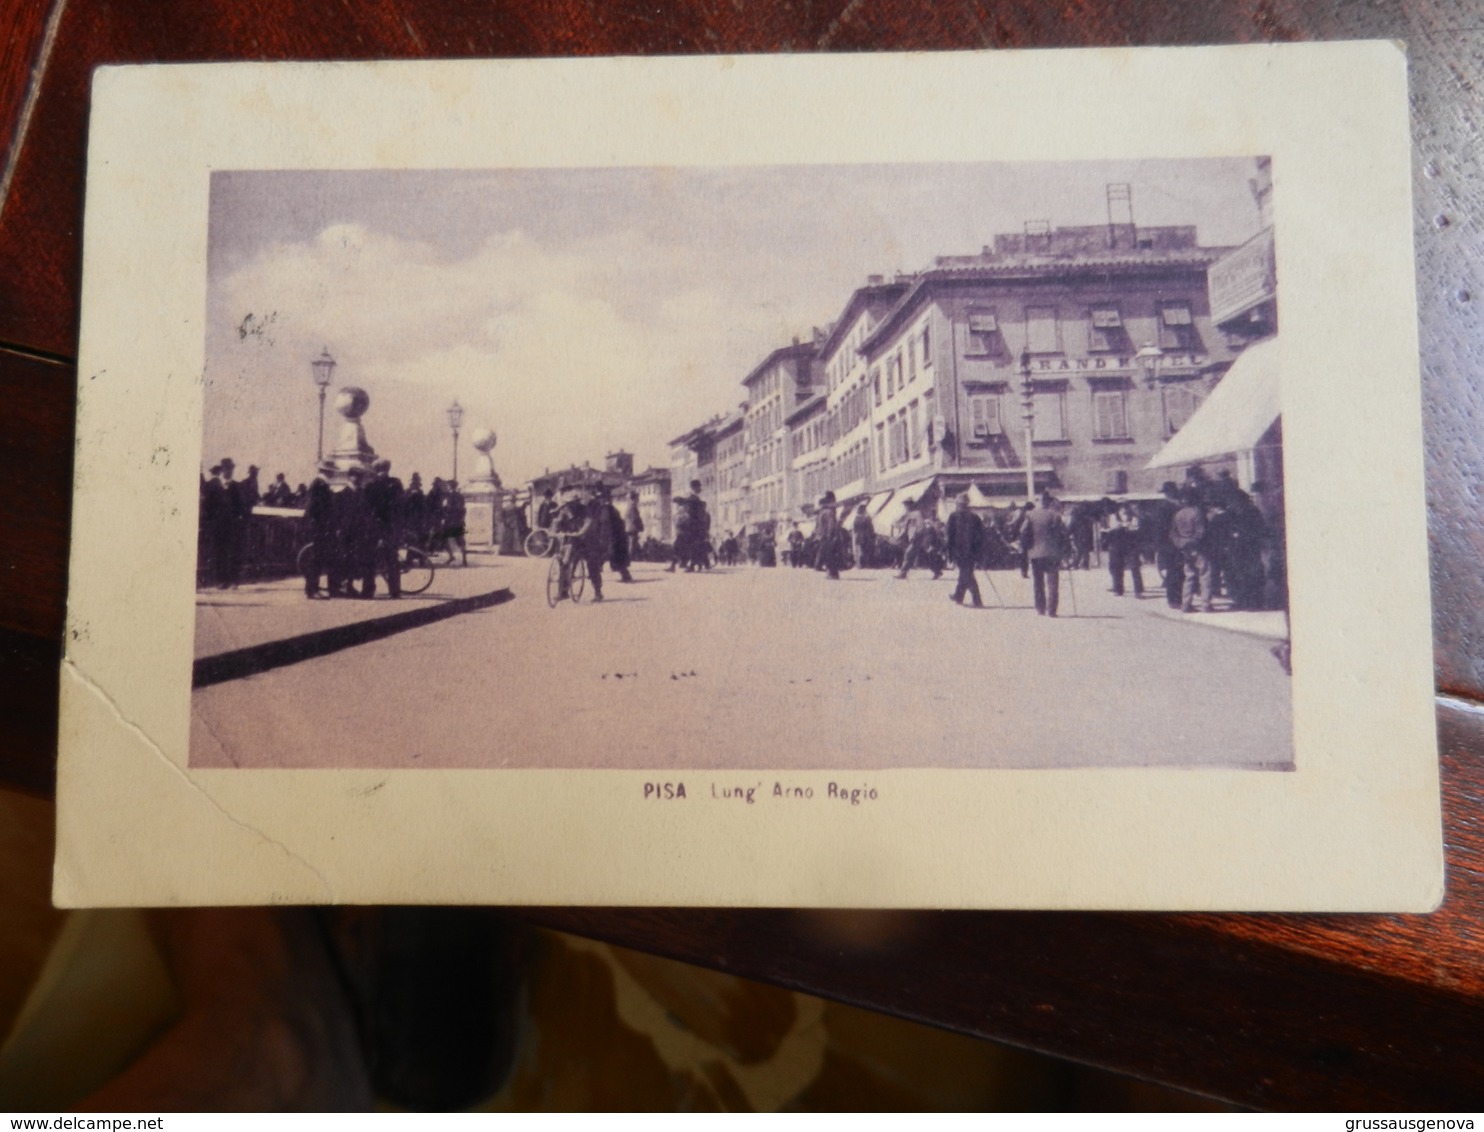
797,439,871,505
965,385,1201,444
875,398,927,474
868,323,932,410
966,302,1198,357
791,384,873,461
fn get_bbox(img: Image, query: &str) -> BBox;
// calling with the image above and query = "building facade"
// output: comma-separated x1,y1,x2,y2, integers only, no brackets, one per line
741,340,820,527
814,278,911,513
859,223,1237,507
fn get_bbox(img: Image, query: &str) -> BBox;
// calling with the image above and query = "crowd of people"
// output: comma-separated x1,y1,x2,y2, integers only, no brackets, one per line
196,457,470,597
561,464,1285,625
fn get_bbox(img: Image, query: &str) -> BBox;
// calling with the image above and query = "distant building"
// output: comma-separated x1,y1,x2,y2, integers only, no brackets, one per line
629,465,673,543
714,410,747,535
741,339,821,526
668,414,729,528
785,393,828,516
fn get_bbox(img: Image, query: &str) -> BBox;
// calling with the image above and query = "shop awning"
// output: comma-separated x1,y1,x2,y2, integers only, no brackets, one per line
1146,336,1280,470
873,477,937,534
865,488,897,519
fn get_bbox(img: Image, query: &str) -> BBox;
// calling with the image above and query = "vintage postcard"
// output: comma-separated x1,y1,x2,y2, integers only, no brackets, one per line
57,44,1441,909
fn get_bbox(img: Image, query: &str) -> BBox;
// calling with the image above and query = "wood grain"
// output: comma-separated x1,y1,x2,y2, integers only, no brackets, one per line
0,0,1482,1109
0,0,58,214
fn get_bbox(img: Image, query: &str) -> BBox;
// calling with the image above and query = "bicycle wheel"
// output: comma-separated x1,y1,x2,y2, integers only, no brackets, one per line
569,557,588,602
524,528,553,558
295,542,315,577
546,555,564,608
398,546,434,594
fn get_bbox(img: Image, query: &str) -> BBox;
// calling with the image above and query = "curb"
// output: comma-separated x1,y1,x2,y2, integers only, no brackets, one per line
193,587,515,689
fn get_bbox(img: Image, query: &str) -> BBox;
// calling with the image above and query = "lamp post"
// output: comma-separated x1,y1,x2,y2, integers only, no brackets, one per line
1018,348,1036,500
446,399,464,484
1134,341,1165,388
310,347,336,463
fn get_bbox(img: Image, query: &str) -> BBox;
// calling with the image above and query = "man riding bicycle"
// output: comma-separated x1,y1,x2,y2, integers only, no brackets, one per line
551,483,603,602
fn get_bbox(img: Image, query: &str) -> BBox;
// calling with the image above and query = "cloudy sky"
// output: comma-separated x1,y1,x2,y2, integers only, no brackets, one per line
203,158,1264,489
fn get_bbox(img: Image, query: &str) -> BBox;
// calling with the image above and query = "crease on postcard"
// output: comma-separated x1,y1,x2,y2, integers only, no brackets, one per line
56,658,334,902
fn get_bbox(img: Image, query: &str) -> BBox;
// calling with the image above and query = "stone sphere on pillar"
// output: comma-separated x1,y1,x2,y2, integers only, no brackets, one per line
335,386,371,420
470,427,499,483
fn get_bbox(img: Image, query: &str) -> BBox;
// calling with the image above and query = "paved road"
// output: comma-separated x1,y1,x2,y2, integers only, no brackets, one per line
191,556,1294,771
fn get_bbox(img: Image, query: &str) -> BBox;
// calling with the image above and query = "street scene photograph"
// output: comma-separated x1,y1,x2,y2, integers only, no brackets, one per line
189,158,1291,772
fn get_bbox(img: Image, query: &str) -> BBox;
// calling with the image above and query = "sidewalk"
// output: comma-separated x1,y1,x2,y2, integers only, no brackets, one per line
1044,567,1289,641
970,565,1289,642
193,551,515,680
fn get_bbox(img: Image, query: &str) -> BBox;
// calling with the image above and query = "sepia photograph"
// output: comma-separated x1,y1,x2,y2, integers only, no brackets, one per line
57,48,1439,910
191,159,1291,772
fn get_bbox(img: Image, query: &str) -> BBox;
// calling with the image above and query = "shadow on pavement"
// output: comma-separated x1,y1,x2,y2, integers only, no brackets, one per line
193,588,514,689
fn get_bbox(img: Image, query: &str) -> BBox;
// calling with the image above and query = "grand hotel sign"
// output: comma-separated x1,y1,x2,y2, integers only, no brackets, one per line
1209,227,1277,326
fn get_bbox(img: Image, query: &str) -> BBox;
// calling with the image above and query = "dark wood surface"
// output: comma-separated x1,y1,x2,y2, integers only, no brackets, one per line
2,0,1482,1110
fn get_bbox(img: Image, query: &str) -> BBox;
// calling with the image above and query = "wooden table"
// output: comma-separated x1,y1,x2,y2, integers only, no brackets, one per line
2,0,1482,1110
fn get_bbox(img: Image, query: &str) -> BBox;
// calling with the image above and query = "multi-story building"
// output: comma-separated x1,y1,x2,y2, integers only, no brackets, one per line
813,277,912,513
857,222,1238,514
785,393,828,516
629,465,673,543
741,339,820,526
714,410,748,535
668,413,726,506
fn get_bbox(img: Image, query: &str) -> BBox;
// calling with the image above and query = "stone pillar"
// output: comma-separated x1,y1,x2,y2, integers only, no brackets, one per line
323,386,377,484
463,427,502,551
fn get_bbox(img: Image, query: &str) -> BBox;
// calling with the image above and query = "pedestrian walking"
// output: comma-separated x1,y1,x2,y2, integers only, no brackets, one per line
945,494,985,607
1170,487,1214,613
1103,502,1145,597
851,504,876,570
623,491,644,560
895,499,941,579
1024,492,1069,617
815,491,843,580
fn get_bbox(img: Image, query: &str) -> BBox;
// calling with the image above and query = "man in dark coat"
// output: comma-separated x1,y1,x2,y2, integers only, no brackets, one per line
1170,487,1213,613
208,458,246,589
363,459,405,599
1149,482,1184,609
594,484,633,584
945,493,985,607
302,465,336,598
338,466,376,598
1013,501,1035,579
1024,492,1069,617
815,491,842,580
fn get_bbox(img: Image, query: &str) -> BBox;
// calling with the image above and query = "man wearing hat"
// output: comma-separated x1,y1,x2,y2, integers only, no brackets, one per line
206,458,245,589
945,492,985,607
363,459,404,599
1024,491,1069,617
302,461,337,598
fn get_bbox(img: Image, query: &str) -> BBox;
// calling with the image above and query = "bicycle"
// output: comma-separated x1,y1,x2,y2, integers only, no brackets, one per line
295,541,436,596
524,527,558,558
545,533,588,607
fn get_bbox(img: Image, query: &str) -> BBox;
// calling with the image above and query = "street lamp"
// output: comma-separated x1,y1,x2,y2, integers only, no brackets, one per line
1134,341,1165,387
1018,348,1036,500
310,347,336,462
446,399,464,484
